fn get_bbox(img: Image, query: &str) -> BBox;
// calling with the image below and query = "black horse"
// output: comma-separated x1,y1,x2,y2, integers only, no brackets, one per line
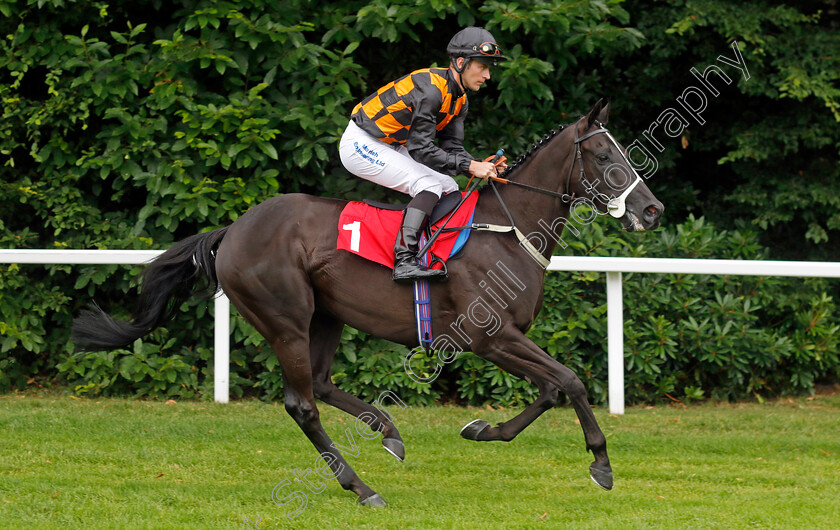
73,99,663,506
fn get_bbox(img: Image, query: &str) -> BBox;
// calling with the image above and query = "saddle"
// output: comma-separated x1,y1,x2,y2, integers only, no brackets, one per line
337,191,479,356
336,191,478,271
361,191,464,226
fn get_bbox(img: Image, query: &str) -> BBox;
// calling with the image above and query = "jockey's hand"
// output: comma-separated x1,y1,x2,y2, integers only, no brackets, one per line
469,160,498,181
484,153,508,173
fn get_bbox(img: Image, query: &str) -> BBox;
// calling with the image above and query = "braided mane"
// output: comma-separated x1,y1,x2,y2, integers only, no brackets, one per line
498,122,572,179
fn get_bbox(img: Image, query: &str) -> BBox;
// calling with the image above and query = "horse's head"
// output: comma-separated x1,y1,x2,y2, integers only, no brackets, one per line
571,99,664,231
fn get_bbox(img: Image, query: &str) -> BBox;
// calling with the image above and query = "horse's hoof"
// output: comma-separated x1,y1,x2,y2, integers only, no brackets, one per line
382,438,405,462
590,464,613,490
460,419,490,441
359,493,387,507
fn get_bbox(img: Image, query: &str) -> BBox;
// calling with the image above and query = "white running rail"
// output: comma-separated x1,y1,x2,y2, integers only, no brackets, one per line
3,250,840,412
549,256,840,413
0,249,230,404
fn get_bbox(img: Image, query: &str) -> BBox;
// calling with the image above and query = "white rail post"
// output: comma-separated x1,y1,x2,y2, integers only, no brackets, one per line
214,291,230,403
605,271,625,414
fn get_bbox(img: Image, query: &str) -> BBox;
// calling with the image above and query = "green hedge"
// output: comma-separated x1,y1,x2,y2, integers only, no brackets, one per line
2,0,838,404
25,216,840,406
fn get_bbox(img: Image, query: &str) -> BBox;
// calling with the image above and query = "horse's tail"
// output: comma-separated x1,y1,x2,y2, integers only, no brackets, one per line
71,227,229,352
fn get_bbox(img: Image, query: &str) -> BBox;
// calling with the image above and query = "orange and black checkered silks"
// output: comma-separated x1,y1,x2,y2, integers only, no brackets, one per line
350,68,474,176
352,68,466,144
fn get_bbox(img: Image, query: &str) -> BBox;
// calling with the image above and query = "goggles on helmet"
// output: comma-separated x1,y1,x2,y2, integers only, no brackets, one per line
473,42,502,57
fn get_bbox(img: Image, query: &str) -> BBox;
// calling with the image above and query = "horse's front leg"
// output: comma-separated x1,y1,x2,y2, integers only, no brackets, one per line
460,381,559,442
469,326,613,490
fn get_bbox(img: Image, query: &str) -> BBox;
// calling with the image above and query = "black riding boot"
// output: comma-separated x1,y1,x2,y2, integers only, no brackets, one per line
393,207,448,284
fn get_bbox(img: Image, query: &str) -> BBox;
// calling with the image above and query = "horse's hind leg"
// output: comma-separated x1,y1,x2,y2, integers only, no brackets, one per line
271,326,386,506
222,278,385,506
279,362,385,506
309,313,406,461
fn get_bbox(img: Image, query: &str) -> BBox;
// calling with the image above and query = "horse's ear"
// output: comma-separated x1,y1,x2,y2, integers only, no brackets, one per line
586,98,610,129
598,99,610,125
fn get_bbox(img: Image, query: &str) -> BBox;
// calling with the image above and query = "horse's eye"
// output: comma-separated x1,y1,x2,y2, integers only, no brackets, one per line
596,154,609,162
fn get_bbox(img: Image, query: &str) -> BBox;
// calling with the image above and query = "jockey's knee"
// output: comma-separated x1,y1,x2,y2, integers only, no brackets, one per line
441,177,459,195
410,178,443,198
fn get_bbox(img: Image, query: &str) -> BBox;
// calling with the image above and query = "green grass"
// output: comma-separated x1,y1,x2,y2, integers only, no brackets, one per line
1,392,838,529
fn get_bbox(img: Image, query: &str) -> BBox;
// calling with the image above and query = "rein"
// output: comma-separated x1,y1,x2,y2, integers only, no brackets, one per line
488,121,609,203
491,119,643,220
487,175,572,202
418,118,642,269
471,120,613,268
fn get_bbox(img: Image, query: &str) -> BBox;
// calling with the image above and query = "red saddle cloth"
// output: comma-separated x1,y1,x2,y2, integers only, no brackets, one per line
337,191,478,270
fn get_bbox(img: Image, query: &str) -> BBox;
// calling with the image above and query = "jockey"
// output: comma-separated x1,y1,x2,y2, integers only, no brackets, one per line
339,26,508,283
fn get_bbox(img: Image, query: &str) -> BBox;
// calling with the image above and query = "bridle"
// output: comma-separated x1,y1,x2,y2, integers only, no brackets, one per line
420,117,644,268
492,118,642,218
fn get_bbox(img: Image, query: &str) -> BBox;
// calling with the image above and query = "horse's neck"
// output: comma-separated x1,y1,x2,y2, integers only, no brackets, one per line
480,130,577,255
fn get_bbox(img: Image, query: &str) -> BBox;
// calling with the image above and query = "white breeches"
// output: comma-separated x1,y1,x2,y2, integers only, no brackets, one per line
338,120,459,198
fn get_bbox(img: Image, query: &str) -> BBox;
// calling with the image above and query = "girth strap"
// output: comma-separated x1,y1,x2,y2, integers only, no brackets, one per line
466,223,551,269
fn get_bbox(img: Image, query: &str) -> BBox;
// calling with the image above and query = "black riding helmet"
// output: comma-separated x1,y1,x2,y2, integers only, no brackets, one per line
447,26,508,72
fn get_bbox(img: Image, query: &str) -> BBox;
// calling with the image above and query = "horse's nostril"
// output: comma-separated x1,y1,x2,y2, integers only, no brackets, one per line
646,205,657,216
